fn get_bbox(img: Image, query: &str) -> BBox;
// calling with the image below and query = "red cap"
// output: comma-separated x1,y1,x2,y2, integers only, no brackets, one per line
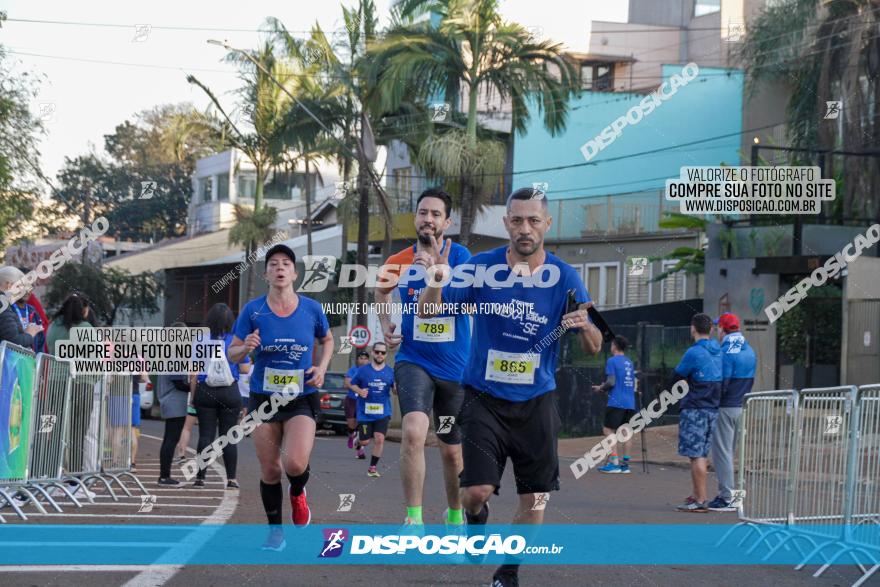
716,313,740,332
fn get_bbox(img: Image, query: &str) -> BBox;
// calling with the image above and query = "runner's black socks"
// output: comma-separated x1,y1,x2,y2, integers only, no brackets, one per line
260,481,283,525
287,465,310,496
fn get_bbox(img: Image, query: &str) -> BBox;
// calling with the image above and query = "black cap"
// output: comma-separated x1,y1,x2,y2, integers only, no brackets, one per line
356,351,369,358
264,244,296,267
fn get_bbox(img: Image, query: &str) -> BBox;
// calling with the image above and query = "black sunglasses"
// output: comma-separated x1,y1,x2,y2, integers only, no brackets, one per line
373,350,386,355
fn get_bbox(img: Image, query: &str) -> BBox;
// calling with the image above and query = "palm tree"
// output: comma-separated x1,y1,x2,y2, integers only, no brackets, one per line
738,0,880,220
270,3,408,326
187,42,296,299
370,0,577,245
187,42,296,212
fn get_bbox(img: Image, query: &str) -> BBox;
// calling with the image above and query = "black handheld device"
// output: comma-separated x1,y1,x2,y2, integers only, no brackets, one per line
566,289,615,343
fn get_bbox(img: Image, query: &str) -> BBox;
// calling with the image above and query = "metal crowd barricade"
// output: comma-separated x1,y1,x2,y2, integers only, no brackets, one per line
63,372,116,500
844,385,880,587
775,386,859,565
0,341,43,522
99,374,147,496
23,353,82,512
718,390,798,550
721,385,880,587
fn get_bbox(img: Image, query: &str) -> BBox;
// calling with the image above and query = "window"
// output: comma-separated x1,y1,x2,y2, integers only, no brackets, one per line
392,166,413,210
583,263,619,308
217,174,229,201
199,176,213,203
694,0,720,17
581,62,614,91
661,260,687,302
237,172,257,199
623,259,651,306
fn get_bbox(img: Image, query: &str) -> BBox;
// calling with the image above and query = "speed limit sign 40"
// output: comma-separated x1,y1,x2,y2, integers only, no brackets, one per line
348,325,371,349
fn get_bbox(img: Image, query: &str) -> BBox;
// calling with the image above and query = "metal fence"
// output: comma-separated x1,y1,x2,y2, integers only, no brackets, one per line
556,323,691,437
721,384,880,587
0,343,147,522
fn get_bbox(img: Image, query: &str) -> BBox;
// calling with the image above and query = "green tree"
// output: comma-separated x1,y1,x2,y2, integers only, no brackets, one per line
738,0,880,220
649,213,708,282
371,0,577,245
44,263,164,326
53,104,222,241
271,3,404,325
0,25,46,250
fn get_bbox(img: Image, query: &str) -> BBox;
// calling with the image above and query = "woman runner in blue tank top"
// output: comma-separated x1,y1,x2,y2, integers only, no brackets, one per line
227,244,333,551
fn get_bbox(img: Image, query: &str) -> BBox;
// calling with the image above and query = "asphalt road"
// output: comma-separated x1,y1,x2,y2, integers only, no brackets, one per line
0,418,869,587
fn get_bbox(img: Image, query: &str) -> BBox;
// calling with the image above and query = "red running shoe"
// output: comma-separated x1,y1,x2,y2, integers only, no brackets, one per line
290,487,311,527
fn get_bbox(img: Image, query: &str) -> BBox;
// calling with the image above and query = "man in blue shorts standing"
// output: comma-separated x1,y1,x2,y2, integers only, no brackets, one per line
418,187,603,587
375,188,471,526
349,342,395,477
671,313,722,513
592,335,636,474
344,351,370,457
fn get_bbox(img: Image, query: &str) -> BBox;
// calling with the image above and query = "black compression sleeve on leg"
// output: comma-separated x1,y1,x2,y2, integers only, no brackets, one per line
287,465,310,496
370,455,380,467
260,481,283,525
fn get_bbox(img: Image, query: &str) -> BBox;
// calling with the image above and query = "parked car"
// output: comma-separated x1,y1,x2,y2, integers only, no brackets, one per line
316,371,348,434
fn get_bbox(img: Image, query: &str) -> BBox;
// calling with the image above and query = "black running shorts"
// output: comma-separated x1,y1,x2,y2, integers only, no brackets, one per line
358,417,390,441
247,392,321,423
604,406,637,430
394,362,464,444
458,386,561,495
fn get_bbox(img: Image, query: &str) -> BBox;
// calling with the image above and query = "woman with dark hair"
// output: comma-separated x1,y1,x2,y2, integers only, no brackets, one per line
81,297,100,327
190,303,243,489
46,294,91,351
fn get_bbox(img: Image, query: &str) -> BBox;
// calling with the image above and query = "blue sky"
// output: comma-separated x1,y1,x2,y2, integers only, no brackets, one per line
0,0,628,184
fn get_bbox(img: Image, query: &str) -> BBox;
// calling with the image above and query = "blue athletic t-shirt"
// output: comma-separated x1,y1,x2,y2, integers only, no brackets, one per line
232,295,330,396
674,338,723,410
606,354,636,409
442,246,591,402
345,365,359,399
379,242,472,382
351,364,394,422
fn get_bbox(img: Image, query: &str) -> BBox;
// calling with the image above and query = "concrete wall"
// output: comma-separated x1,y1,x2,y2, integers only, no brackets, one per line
628,0,693,27
842,256,880,385
704,223,779,391
589,21,682,90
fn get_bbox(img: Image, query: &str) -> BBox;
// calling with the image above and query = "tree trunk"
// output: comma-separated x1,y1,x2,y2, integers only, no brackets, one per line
458,176,474,248
243,241,255,307
254,163,265,212
305,156,313,256
356,151,370,328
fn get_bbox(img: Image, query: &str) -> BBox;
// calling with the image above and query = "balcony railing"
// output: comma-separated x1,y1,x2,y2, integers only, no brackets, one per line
547,190,682,240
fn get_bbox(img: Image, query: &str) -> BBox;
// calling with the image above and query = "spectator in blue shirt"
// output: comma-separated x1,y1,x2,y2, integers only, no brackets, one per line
592,335,636,474
708,313,756,512
671,313,722,513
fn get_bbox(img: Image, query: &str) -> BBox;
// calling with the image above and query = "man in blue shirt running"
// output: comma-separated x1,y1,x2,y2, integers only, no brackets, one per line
592,335,636,474
344,351,370,456
418,187,603,587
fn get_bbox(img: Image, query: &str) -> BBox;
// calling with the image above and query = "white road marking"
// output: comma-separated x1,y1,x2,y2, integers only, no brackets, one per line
122,434,238,587
20,513,209,520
